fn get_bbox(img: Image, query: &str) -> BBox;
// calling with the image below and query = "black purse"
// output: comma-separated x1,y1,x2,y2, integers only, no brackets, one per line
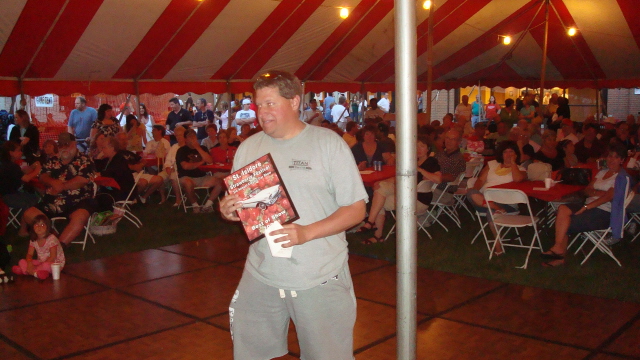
556,168,592,186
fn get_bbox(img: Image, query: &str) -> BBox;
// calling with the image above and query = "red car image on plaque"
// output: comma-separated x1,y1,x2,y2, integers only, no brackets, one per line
224,153,299,243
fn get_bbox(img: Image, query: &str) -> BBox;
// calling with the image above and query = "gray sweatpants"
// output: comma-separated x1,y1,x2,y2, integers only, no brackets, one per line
229,263,356,360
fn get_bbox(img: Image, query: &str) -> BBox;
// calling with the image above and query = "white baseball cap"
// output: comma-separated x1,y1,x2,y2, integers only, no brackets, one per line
242,99,251,105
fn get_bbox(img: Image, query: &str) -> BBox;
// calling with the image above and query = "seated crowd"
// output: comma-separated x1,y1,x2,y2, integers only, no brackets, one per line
2,91,640,280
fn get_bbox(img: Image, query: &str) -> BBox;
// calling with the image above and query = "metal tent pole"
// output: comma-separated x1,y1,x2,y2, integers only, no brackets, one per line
539,0,550,106
425,2,434,124
395,0,417,359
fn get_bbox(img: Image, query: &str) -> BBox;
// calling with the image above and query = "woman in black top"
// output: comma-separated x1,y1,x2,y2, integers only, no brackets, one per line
0,141,40,212
357,135,440,244
351,124,394,170
533,130,565,171
94,137,135,202
9,110,40,163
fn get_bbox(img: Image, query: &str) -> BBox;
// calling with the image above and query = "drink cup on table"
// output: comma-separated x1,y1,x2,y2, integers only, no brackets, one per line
544,178,553,189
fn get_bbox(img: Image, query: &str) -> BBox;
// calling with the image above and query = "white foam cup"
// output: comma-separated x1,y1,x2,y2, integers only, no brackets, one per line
51,263,61,280
544,178,553,189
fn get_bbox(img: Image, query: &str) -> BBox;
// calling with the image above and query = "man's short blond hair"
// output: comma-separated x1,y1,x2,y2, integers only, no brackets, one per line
254,70,302,100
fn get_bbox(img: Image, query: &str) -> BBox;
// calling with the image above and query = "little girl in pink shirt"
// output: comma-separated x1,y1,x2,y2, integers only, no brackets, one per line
13,215,65,279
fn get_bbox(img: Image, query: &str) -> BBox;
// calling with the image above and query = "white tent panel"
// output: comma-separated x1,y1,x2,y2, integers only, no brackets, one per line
259,4,345,80
429,0,529,74
164,0,279,81
329,11,396,83
55,0,172,80
0,0,28,54
565,0,640,80
506,32,563,80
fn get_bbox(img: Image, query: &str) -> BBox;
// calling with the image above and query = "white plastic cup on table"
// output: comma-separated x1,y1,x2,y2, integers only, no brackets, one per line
544,178,553,189
51,263,61,280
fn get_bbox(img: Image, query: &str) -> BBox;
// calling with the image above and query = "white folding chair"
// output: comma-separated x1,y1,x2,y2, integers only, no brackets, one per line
453,162,483,217
113,171,144,228
51,214,96,251
420,173,465,232
627,211,640,243
176,176,205,213
384,180,433,241
567,179,632,266
484,188,543,269
7,207,22,229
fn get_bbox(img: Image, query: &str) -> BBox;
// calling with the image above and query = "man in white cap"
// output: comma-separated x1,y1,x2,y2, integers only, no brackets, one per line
233,98,256,134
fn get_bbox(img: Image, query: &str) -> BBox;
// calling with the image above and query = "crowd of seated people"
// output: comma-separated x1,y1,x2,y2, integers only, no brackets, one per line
4,92,640,273
0,95,264,249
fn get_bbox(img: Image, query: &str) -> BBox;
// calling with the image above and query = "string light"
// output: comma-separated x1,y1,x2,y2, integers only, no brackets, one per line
339,8,349,19
422,0,432,9
499,35,511,45
567,27,577,36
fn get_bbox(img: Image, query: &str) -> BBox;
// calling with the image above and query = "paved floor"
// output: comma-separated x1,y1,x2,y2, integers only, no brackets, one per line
1,234,639,360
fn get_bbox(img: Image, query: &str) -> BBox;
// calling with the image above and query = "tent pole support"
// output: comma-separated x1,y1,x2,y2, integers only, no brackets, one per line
425,2,434,125
539,0,550,107
134,79,140,114
395,0,418,359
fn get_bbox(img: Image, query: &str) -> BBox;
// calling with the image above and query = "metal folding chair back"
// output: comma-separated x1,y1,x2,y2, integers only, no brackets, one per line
113,171,144,228
483,188,542,269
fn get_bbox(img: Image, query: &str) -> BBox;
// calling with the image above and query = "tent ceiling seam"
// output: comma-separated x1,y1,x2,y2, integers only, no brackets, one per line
20,0,70,80
135,1,205,81
227,0,305,81
302,0,380,82
549,0,598,81
442,0,545,83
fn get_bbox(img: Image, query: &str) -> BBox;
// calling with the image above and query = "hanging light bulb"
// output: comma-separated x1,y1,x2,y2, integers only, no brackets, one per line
567,27,577,36
339,8,349,19
502,36,511,45
423,0,432,9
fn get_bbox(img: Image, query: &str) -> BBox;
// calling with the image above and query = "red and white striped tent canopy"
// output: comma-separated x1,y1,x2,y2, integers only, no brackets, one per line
1,0,639,96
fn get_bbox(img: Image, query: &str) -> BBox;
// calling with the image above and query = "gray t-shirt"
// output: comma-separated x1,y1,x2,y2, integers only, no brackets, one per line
233,124,368,290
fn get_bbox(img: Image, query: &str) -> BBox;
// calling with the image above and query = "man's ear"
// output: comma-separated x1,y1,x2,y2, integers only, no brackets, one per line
290,95,300,111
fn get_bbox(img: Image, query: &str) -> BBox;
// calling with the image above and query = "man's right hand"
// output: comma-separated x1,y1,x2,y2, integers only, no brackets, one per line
219,194,241,221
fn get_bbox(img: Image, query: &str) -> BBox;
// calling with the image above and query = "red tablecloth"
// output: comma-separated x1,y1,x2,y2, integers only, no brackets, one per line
361,166,395,187
143,156,160,167
199,163,232,173
95,176,120,190
491,181,585,202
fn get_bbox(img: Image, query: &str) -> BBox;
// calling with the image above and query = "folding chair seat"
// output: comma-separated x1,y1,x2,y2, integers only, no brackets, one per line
7,207,22,229
567,179,632,266
484,188,542,269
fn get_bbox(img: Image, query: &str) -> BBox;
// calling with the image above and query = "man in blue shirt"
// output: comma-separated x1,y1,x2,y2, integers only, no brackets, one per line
67,96,97,151
323,94,335,122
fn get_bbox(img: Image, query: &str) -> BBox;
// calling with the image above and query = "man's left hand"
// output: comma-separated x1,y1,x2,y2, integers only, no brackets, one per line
271,223,310,248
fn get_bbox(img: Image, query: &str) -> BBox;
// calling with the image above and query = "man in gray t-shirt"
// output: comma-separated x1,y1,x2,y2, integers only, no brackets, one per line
220,71,367,360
